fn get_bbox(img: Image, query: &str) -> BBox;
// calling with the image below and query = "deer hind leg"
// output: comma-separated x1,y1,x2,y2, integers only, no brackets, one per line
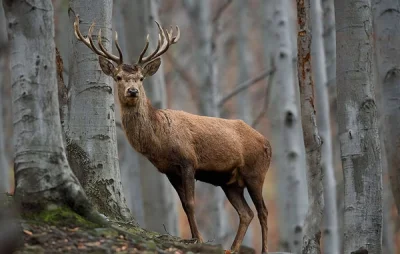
222,184,254,252
166,170,203,243
245,177,268,254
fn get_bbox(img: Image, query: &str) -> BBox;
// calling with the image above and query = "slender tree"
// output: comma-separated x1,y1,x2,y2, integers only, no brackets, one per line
3,0,103,224
234,0,254,247
311,0,339,253
66,0,131,221
184,0,227,242
0,0,9,193
297,1,323,253
267,0,308,253
322,0,336,88
335,0,383,252
372,0,400,224
120,0,179,234
113,0,145,227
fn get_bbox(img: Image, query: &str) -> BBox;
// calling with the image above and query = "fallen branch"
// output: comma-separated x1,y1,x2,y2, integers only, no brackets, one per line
218,68,275,108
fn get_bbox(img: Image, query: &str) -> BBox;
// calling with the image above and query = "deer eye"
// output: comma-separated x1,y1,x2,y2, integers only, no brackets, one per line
140,77,144,81
116,76,122,81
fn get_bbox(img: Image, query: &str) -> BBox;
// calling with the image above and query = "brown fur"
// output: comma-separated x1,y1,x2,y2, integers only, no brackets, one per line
91,46,271,253
110,62,272,253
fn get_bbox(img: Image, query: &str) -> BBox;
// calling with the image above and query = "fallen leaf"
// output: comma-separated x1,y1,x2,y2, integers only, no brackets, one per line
23,230,33,236
68,227,79,232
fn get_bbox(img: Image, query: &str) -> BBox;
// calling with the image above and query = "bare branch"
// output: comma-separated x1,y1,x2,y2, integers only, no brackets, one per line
212,0,233,24
252,64,275,128
165,53,199,104
218,68,275,108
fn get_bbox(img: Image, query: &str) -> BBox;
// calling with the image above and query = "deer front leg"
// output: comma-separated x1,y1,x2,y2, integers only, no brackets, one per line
167,170,203,242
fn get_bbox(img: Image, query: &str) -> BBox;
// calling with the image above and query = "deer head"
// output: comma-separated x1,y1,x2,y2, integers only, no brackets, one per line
73,16,180,106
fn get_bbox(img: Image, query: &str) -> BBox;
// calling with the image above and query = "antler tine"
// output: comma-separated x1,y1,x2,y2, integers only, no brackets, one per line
139,21,165,63
138,21,180,65
114,31,123,64
97,28,122,64
74,16,107,58
137,34,150,64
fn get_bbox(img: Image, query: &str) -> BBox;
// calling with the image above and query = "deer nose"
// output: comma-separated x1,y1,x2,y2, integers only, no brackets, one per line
127,88,139,97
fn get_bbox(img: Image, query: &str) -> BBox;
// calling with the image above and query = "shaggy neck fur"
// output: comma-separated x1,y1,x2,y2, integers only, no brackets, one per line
118,87,166,157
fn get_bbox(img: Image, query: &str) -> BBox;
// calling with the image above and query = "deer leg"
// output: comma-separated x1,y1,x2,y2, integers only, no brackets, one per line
166,171,203,243
222,184,254,252
245,179,268,254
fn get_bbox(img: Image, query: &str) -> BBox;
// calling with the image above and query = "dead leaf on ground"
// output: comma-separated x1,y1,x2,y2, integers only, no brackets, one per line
23,230,33,236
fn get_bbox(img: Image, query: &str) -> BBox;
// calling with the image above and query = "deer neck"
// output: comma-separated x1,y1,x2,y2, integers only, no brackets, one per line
119,93,163,155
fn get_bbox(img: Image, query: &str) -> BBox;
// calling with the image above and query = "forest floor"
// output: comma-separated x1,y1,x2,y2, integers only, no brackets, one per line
1,196,255,254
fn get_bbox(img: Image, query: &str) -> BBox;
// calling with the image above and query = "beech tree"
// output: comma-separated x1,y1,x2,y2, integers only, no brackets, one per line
0,0,9,193
335,0,383,252
3,0,103,224
311,0,339,253
297,0,323,253
120,0,179,234
66,0,131,221
267,0,308,252
372,0,400,224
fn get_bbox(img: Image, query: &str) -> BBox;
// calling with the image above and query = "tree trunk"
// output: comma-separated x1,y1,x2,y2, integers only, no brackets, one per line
372,0,400,227
3,0,103,223
335,0,383,252
120,0,179,235
0,0,9,193
268,1,308,253
322,0,336,88
66,0,131,221
113,0,145,227
311,0,340,253
186,0,227,243
235,0,254,248
296,1,323,253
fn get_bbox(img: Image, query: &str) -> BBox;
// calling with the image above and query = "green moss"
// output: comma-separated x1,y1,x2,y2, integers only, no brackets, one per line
24,205,98,228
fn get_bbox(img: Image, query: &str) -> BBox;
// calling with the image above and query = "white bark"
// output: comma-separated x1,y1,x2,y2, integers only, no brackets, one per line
3,0,101,222
297,1,324,253
120,0,179,235
321,0,336,87
235,0,254,247
335,0,383,252
67,0,131,221
311,0,340,253
113,1,145,227
0,0,9,193
372,0,400,227
267,1,308,253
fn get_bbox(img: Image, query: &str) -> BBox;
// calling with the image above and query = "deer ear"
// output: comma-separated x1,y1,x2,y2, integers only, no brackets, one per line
98,56,116,76
142,58,161,77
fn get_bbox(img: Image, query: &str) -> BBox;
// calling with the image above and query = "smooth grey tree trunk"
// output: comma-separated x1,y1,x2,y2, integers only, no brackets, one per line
372,0,400,229
268,1,308,253
66,0,131,221
296,1,323,253
3,0,102,222
311,0,340,253
335,0,383,252
322,0,336,88
0,0,9,193
234,0,254,248
113,0,145,227
184,0,227,243
120,0,179,235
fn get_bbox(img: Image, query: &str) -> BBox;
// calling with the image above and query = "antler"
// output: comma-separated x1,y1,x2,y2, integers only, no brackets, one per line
137,21,180,65
73,15,123,65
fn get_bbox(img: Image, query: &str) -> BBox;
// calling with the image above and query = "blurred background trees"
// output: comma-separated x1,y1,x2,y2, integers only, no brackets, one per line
1,0,400,253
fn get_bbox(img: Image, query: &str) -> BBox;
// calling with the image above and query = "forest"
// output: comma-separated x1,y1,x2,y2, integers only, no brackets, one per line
0,0,399,253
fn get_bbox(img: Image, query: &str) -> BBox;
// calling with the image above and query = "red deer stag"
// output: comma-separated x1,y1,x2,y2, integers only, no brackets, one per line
73,16,272,253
